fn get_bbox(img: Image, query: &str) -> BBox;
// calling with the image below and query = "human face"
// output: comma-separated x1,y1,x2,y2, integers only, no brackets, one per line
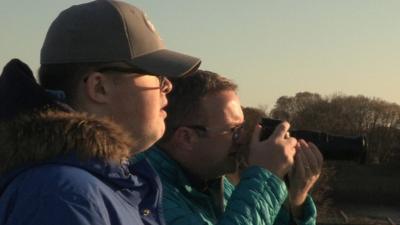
100,66,172,152
189,90,244,180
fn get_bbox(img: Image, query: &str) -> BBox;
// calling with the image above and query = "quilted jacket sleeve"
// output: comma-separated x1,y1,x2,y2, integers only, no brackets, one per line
224,170,317,225
163,166,288,225
217,166,288,225
272,195,317,225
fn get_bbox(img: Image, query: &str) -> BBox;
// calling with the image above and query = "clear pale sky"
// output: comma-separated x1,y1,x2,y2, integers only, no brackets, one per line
1,0,400,109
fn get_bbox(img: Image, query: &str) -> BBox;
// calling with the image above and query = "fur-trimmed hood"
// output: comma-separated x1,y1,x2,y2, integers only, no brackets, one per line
0,111,166,225
0,110,133,177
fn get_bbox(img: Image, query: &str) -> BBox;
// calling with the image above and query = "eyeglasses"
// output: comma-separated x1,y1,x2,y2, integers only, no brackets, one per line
185,124,243,143
157,75,169,91
91,66,169,90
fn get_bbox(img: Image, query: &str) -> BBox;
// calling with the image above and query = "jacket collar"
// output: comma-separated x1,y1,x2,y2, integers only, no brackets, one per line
139,145,225,214
141,145,225,189
137,145,189,188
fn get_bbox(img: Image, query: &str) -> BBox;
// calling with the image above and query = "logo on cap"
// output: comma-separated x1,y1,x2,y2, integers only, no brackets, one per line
144,13,156,33
143,13,162,41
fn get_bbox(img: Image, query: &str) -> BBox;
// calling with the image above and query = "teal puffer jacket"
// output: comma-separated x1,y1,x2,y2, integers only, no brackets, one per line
135,146,316,225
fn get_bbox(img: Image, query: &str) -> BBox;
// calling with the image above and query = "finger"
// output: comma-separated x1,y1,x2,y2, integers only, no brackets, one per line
287,136,298,149
287,165,294,180
301,142,320,175
296,141,301,149
301,146,316,178
294,149,306,178
250,124,262,146
270,121,290,140
297,139,309,150
308,142,323,170
296,140,309,155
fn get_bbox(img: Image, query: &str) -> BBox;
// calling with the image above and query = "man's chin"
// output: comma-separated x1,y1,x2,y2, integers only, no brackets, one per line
132,142,152,154
131,132,163,154
226,161,238,174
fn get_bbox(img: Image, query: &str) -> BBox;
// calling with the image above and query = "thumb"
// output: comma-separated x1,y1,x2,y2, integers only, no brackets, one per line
288,167,294,179
270,121,291,139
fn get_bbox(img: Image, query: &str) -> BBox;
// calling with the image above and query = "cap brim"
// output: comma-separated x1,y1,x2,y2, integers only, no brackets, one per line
129,49,201,77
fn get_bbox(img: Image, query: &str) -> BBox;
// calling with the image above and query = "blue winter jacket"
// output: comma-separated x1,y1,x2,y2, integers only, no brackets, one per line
0,111,165,225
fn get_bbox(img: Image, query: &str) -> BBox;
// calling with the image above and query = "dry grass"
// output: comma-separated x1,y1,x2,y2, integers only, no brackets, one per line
313,161,400,225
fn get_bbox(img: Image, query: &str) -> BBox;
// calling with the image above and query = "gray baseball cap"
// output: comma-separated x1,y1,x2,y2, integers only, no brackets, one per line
40,0,201,77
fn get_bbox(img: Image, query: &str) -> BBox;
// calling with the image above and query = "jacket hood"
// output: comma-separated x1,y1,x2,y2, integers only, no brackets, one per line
0,59,57,121
0,110,134,177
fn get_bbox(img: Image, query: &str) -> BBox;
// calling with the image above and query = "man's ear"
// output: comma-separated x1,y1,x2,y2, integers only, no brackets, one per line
172,127,199,151
83,72,111,104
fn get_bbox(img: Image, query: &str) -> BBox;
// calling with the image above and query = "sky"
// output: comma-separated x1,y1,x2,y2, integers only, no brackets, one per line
1,0,400,110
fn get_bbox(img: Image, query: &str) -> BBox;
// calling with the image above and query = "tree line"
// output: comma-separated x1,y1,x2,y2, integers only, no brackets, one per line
259,92,400,164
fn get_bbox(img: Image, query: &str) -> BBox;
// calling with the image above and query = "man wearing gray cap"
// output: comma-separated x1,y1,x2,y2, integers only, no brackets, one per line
0,1,200,225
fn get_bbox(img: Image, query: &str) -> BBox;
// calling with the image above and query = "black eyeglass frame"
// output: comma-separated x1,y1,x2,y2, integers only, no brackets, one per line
184,124,243,143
